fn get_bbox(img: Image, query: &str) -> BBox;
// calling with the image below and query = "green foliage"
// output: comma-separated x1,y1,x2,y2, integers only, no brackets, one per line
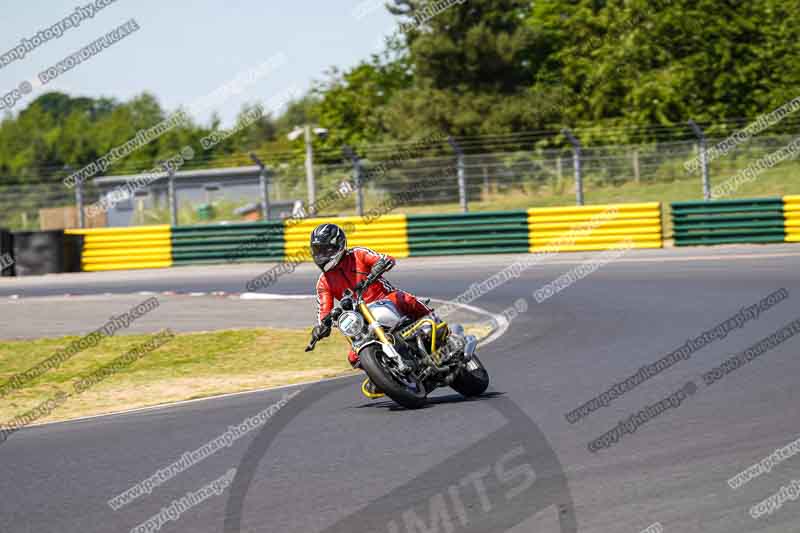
314,0,800,146
2,0,800,187
309,54,413,151
380,0,543,143
0,92,286,184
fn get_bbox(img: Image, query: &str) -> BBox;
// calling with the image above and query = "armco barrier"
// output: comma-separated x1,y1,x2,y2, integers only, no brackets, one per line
284,214,409,260
785,195,800,243
171,221,284,265
65,225,172,271
407,211,529,256
528,202,662,252
671,198,785,246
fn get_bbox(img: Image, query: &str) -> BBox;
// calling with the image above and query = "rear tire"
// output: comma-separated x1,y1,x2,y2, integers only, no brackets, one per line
359,345,427,409
451,354,489,397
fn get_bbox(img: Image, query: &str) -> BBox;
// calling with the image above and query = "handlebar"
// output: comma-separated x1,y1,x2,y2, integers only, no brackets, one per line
304,260,391,351
355,259,391,293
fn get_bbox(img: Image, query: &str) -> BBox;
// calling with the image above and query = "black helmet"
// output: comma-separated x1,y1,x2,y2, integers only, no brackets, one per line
310,223,347,272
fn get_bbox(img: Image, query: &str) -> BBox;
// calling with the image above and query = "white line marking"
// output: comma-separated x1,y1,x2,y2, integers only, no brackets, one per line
240,292,316,300
532,251,800,267
429,298,509,347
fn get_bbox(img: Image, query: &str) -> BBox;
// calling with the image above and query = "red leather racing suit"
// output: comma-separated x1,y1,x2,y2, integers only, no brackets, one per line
315,247,432,365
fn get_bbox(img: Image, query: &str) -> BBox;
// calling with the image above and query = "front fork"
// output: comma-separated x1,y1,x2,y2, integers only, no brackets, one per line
358,302,392,344
358,302,411,373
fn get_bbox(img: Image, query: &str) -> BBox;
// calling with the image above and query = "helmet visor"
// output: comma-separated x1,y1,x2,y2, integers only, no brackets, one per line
311,243,341,267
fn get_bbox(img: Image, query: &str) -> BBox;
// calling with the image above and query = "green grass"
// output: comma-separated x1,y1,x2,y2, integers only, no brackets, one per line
2,154,798,231
151,164,798,240
0,323,490,425
71,162,800,233
391,165,800,238
128,199,250,226
0,328,354,425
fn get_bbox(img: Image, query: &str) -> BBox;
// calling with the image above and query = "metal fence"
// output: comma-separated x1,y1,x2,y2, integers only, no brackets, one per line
1,132,799,230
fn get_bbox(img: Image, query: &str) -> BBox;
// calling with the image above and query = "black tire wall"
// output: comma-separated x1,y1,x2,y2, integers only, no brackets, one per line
11,231,83,276
0,228,13,277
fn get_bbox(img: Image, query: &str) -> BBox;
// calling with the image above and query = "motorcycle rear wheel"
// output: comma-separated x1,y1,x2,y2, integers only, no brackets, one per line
360,345,427,409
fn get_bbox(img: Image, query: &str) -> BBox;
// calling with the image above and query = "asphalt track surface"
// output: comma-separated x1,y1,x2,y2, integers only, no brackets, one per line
1,245,800,532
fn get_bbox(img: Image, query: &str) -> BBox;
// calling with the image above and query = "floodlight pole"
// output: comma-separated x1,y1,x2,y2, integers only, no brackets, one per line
304,125,317,207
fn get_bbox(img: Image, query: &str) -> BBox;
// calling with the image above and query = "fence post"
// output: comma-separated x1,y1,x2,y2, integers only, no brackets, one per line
249,153,272,220
163,162,177,226
76,181,85,229
555,155,564,192
448,136,468,212
67,165,85,229
688,119,711,200
633,149,640,184
562,129,584,205
343,146,364,216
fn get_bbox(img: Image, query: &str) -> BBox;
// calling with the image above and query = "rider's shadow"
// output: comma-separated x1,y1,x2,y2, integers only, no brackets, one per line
355,391,506,412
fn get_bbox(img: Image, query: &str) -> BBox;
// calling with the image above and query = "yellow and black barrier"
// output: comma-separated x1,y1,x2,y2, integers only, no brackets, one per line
65,225,173,271
528,202,663,252
671,198,785,246
785,196,800,243
283,214,409,261
65,204,663,272
407,211,530,256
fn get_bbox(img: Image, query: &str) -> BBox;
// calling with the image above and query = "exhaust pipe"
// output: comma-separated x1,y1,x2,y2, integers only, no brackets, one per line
443,334,479,385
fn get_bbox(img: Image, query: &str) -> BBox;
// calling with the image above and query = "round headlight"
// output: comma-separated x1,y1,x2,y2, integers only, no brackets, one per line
337,311,365,337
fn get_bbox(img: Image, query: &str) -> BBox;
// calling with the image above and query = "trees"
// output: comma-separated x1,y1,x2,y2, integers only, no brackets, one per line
1,0,799,183
0,92,200,182
381,0,543,140
314,0,800,145
309,51,412,152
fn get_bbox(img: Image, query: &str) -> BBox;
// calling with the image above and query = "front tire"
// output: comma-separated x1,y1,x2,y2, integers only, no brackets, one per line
359,345,427,409
451,354,489,397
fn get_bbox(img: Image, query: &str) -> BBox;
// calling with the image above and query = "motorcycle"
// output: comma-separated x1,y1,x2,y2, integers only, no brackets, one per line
305,266,490,409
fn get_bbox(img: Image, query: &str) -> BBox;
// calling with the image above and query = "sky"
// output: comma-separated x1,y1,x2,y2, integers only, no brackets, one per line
0,0,399,126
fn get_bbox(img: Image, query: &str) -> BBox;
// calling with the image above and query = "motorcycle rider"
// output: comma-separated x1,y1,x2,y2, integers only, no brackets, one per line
307,223,433,399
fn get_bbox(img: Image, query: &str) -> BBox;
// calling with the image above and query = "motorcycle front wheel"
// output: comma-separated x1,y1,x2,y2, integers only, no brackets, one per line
359,345,427,409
